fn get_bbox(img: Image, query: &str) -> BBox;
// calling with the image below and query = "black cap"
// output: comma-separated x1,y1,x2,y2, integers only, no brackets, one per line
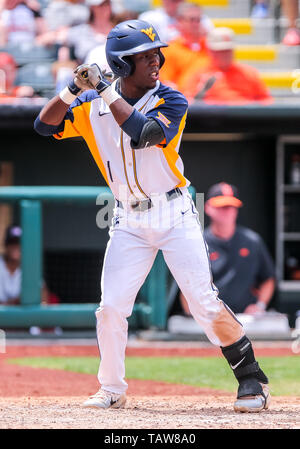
206,182,243,208
4,225,22,245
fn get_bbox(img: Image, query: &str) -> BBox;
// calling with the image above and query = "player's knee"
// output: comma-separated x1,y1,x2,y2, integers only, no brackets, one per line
95,303,128,330
189,287,219,310
187,288,224,323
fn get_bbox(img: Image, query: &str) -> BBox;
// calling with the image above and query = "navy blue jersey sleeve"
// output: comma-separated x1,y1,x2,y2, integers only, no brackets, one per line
34,89,99,138
146,89,188,147
53,90,99,140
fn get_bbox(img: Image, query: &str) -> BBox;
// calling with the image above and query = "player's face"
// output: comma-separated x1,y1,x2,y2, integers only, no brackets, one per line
5,243,21,264
178,7,203,41
130,49,161,90
210,49,234,71
206,205,238,226
163,0,183,17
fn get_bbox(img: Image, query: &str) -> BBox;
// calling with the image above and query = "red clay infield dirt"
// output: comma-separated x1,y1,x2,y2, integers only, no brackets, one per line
0,341,299,429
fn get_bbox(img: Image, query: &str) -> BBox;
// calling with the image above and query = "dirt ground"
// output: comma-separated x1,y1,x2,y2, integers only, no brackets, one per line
0,340,299,430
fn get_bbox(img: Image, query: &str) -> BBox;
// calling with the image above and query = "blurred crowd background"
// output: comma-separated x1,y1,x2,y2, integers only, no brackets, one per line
1,0,300,104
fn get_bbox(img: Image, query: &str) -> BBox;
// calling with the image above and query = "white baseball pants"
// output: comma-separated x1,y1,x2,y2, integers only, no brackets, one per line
95,189,244,394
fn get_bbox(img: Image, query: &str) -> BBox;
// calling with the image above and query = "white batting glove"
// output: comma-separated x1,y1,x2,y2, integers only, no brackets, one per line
74,63,111,93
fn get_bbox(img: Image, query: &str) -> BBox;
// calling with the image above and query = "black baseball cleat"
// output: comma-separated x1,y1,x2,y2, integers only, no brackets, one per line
234,380,271,413
221,336,271,413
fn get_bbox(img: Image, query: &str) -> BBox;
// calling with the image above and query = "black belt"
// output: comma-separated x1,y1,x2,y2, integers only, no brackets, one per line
116,188,183,212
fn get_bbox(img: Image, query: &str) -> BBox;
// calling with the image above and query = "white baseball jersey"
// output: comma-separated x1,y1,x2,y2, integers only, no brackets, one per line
53,80,190,202
51,79,244,395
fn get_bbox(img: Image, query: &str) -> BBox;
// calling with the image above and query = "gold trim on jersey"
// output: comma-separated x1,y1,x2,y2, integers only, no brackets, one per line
153,98,165,108
54,101,109,185
131,97,153,198
162,110,188,188
120,96,152,199
120,129,134,196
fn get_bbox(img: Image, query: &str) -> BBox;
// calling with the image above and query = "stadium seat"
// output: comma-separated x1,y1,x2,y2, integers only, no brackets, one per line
15,62,55,96
0,42,57,66
199,0,251,18
198,0,300,101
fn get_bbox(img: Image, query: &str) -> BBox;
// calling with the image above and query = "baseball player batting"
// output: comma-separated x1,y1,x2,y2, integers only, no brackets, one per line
34,19,270,413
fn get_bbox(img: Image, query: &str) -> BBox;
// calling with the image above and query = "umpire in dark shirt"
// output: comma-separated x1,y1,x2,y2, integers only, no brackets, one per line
180,182,275,315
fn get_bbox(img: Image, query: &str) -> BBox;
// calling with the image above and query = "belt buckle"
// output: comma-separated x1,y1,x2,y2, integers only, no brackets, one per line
131,201,141,211
131,199,152,212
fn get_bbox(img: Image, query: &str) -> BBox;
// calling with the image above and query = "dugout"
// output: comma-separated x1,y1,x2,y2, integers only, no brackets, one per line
0,103,299,328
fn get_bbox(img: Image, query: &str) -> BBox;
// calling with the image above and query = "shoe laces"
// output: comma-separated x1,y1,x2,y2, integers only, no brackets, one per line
90,389,119,400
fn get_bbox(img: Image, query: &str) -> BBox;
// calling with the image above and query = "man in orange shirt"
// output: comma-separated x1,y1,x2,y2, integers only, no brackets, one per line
159,2,212,90
181,27,273,105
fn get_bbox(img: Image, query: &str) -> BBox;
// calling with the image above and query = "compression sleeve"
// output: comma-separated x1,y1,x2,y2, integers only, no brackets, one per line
121,109,165,149
130,119,165,149
120,109,147,143
34,116,64,136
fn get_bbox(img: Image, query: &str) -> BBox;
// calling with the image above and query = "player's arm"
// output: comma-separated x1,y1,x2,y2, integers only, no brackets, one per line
70,63,165,148
244,278,275,314
38,95,70,126
2,297,20,306
34,64,96,135
256,277,275,308
35,62,164,145
34,94,71,136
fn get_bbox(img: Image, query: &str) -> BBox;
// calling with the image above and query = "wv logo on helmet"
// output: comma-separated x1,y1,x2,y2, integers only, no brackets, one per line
141,27,156,41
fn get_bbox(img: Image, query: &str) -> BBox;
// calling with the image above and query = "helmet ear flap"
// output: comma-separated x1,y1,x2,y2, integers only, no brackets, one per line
122,56,135,77
158,50,165,69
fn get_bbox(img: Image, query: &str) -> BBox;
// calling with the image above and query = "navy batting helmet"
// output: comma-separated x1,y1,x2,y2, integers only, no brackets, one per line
105,20,168,78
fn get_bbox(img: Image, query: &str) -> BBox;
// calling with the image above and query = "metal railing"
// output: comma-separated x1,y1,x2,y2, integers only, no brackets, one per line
0,185,196,330
0,187,159,329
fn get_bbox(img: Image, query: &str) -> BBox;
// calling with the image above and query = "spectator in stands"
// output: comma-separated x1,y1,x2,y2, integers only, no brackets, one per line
0,225,22,305
38,0,113,63
52,45,78,94
84,8,138,68
0,225,60,305
0,52,35,100
281,0,300,46
181,27,273,105
139,0,212,44
41,0,90,32
159,2,213,90
0,0,48,46
180,182,276,316
251,1,270,19
138,0,182,43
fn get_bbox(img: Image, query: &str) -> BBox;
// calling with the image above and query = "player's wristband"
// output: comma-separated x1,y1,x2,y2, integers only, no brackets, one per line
100,85,121,106
256,301,267,311
59,79,81,104
59,86,78,105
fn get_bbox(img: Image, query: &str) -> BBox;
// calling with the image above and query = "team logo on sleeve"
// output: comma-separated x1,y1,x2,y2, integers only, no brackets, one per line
141,27,156,41
156,111,171,128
